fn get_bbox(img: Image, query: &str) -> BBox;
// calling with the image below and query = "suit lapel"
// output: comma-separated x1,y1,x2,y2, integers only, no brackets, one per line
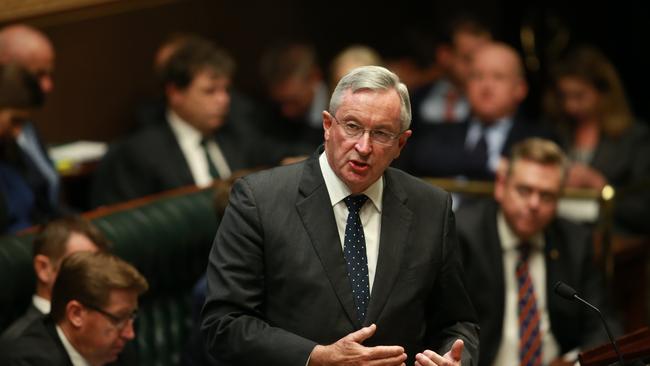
295,151,358,327
364,170,412,325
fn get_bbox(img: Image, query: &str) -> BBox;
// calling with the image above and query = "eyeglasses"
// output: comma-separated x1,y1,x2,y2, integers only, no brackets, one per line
83,302,138,331
330,114,402,146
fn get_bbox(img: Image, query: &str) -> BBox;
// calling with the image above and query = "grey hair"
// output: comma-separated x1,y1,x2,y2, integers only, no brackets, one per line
329,65,411,131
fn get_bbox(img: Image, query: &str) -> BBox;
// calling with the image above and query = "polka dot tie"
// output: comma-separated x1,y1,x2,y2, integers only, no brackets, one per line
343,194,370,324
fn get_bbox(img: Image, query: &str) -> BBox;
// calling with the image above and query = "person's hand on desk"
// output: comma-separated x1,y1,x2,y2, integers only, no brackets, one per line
415,339,464,366
308,324,407,366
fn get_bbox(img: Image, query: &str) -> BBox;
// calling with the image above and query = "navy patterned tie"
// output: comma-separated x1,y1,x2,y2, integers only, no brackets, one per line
343,194,370,324
516,243,542,366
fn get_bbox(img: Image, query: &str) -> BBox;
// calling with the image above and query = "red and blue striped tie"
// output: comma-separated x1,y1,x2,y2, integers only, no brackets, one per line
516,244,542,366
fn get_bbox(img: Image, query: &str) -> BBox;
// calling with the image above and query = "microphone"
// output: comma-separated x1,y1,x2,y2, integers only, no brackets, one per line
553,281,625,365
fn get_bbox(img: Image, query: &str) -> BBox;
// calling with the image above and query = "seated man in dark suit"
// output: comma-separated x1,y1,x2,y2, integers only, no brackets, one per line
400,42,556,180
0,63,43,234
456,138,620,366
0,24,63,222
1,216,109,340
92,38,264,206
0,251,148,365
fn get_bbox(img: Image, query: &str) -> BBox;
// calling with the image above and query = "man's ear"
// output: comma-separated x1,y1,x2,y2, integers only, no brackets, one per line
494,158,509,201
394,129,412,159
165,84,183,107
33,254,54,285
66,300,85,328
323,111,333,141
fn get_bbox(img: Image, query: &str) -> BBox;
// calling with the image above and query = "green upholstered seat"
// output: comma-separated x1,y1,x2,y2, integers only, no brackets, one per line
0,186,218,365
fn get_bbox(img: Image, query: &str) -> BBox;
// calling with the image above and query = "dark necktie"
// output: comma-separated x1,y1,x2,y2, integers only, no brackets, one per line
516,243,542,366
343,194,370,324
200,138,220,179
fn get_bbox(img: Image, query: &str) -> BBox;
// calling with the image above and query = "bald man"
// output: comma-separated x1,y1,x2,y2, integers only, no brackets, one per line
399,42,557,180
0,24,62,222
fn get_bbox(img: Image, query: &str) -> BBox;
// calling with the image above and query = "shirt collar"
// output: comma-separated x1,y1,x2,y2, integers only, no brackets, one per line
32,295,50,314
56,325,92,366
497,210,544,251
318,152,383,212
167,109,204,145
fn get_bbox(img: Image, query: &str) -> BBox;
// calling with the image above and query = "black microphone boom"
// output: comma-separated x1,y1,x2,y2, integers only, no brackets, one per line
553,281,625,365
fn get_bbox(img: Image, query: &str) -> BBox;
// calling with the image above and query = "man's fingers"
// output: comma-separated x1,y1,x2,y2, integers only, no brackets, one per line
365,346,406,363
450,339,464,361
346,323,377,343
422,350,448,365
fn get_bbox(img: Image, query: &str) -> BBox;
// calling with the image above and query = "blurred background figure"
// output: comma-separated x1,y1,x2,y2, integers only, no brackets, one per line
0,251,148,366
457,138,620,366
400,42,556,180
545,46,650,234
92,37,265,206
0,63,44,234
258,41,326,157
0,24,64,224
410,15,492,127
329,45,382,90
1,216,109,340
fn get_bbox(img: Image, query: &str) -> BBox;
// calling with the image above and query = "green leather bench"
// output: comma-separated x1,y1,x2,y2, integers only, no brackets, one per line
0,186,218,366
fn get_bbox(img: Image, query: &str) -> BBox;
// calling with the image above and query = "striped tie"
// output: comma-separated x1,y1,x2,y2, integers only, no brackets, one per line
516,244,542,366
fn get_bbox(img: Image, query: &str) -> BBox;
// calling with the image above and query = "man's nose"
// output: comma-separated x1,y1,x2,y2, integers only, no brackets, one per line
355,131,372,155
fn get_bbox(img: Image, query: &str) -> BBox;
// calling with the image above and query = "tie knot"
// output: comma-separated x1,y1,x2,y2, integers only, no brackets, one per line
517,242,532,260
344,194,368,212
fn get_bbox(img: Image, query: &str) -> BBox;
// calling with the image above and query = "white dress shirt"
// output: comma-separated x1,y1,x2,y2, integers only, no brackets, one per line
167,110,231,187
419,78,470,124
492,212,561,366
465,116,514,173
32,295,50,314
319,152,382,292
56,325,91,366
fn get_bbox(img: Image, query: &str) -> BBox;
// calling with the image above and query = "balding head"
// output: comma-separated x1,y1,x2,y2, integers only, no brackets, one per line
0,24,55,94
466,42,527,123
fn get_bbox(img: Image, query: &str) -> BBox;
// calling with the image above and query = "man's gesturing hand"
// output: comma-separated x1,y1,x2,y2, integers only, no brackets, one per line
309,324,407,366
414,339,464,366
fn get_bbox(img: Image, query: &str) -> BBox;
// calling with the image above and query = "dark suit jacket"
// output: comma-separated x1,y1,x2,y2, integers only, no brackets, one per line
456,199,620,366
0,316,72,366
0,316,137,366
0,303,43,341
91,115,263,207
201,148,479,366
397,114,558,179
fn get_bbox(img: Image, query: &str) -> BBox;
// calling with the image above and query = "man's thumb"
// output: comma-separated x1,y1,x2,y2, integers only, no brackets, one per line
450,339,464,361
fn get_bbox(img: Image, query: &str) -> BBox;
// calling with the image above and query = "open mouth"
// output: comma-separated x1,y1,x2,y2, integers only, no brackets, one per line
349,160,369,172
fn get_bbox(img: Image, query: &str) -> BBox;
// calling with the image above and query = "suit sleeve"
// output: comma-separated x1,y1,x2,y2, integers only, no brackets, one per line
201,177,317,366
429,194,480,365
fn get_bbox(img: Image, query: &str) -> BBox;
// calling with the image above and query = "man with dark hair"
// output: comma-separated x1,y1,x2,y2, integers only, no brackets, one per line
0,251,148,365
92,37,262,206
1,216,109,340
456,138,619,366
